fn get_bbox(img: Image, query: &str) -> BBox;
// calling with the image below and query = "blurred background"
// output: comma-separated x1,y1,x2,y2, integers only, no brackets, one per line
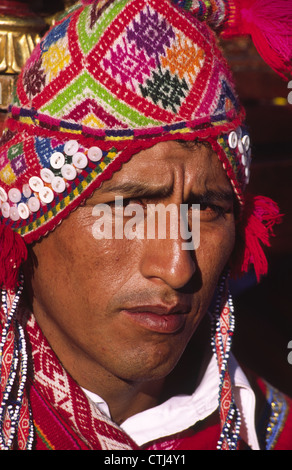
0,0,291,396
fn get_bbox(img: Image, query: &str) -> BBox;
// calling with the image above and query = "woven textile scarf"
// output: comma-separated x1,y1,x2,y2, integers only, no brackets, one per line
0,283,234,450
0,291,138,450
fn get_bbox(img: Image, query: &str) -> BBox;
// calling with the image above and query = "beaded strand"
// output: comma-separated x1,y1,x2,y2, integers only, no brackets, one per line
211,271,241,450
6,321,34,450
0,274,34,450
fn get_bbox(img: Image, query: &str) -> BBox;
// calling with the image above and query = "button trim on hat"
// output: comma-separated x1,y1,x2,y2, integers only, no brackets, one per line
8,188,22,204
27,197,40,213
50,152,65,170
64,140,79,156
18,203,30,220
0,187,8,203
29,177,44,193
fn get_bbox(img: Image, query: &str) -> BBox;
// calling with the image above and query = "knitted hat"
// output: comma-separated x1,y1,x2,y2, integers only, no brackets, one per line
0,0,290,450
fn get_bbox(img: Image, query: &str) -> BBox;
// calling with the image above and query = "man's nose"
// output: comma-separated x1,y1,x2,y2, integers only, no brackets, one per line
140,236,197,290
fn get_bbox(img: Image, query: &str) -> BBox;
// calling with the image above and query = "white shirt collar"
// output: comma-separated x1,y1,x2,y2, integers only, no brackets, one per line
82,354,260,450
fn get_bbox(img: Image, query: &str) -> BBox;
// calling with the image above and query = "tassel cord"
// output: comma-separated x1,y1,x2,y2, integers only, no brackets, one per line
211,271,241,450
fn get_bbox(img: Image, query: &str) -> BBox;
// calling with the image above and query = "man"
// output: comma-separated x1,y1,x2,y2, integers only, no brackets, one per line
0,0,291,450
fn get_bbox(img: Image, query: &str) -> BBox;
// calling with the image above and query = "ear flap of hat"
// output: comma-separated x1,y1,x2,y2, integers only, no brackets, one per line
172,0,292,80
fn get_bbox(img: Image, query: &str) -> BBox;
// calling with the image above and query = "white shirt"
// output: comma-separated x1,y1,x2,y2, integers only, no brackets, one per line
83,354,260,450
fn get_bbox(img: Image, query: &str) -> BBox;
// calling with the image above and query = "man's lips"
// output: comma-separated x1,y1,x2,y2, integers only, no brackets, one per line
121,304,189,334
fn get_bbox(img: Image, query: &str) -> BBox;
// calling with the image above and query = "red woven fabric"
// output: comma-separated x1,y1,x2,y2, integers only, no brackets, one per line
2,307,288,451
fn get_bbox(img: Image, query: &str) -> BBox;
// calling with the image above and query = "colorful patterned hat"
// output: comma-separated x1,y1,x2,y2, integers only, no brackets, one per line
0,0,288,289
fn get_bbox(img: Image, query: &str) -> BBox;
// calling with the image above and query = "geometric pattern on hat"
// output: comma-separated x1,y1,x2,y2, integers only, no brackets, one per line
0,0,251,243
16,0,242,129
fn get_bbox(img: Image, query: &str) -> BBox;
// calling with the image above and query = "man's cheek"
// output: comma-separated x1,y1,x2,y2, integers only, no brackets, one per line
197,237,234,285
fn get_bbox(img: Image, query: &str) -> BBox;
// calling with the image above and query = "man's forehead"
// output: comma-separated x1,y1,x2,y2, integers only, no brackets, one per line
103,140,228,182
94,141,233,201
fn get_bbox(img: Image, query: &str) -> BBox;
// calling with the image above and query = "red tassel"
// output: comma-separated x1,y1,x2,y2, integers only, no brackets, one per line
231,194,283,282
222,0,292,80
0,224,27,290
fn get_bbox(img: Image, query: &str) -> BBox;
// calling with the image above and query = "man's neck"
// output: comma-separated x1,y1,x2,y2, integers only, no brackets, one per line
102,377,166,425
31,291,211,426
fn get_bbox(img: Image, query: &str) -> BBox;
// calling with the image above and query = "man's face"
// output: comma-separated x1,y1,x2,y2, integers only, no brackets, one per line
29,141,236,391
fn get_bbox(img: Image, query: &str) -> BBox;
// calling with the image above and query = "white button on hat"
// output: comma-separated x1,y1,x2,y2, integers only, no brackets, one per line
242,135,250,152
29,176,44,193
245,166,250,183
0,187,8,203
39,187,54,204
22,184,32,199
18,202,30,220
61,164,77,181
28,197,40,212
88,146,103,162
64,140,79,156
1,202,10,218
10,206,20,221
51,176,66,193
8,188,22,204
72,152,88,169
237,138,244,155
41,168,54,184
50,152,65,169
228,131,238,149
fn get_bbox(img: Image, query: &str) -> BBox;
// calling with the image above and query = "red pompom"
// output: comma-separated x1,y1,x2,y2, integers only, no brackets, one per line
222,0,292,80
231,194,283,282
0,223,27,290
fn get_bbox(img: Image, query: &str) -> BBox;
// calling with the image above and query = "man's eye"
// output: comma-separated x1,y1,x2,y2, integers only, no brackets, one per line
198,203,227,220
123,198,145,208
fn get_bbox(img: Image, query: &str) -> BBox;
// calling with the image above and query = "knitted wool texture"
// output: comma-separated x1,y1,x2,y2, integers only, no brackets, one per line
0,0,248,244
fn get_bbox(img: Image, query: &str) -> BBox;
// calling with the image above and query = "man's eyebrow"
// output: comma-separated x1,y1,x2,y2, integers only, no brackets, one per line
192,189,234,203
176,139,209,150
99,183,234,206
99,181,173,199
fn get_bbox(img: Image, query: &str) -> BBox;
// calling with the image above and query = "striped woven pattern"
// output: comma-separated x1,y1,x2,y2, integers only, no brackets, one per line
15,0,240,129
